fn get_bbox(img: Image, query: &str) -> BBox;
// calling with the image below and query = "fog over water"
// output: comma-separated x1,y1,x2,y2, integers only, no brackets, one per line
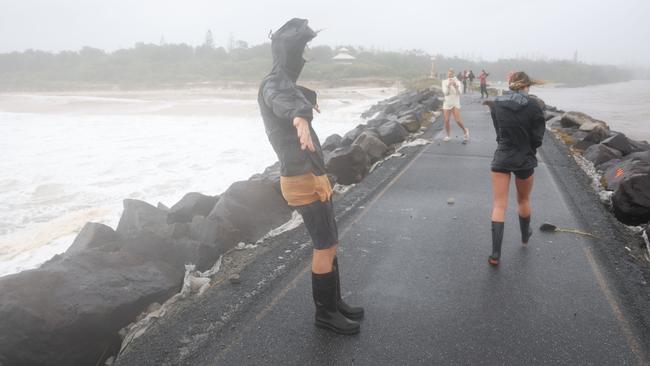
1,0,649,66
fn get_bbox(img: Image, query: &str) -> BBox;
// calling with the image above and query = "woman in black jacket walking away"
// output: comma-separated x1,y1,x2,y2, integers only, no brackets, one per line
485,72,546,266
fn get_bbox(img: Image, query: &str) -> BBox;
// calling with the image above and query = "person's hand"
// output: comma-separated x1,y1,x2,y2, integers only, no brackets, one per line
293,117,315,152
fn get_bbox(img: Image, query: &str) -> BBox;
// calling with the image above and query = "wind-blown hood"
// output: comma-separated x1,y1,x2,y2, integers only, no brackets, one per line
271,18,317,82
495,91,529,111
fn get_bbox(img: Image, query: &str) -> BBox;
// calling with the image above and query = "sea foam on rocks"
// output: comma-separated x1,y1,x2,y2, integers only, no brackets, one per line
0,88,443,366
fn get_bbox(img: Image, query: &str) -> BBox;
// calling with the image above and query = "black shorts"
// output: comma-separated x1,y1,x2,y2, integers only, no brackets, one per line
296,199,339,250
491,168,534,180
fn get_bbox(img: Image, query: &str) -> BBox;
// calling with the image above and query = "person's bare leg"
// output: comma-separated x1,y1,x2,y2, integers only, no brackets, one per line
515,175,535,244
312,245,337,274
443,109,451,138
490,172,510,265
515,175,534,218
491,172,510,222
452,108,469,137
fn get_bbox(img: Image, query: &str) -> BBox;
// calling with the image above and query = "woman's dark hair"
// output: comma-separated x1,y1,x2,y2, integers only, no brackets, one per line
508,71,542,91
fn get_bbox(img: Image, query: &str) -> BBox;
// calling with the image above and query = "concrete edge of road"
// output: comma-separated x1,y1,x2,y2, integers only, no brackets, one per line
540,130,650,362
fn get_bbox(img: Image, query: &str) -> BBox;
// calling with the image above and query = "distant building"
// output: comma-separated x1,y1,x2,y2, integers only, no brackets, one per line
332,47,356,64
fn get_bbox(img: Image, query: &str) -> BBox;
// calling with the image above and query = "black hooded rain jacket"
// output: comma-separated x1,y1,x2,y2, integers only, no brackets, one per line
258,18,326,177
489,91,546,171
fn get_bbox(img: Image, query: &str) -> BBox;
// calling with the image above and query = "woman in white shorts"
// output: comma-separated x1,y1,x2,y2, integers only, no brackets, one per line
441,68,469,142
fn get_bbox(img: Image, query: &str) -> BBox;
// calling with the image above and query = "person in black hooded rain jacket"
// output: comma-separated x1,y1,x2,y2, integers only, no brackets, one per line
258,18,363,335
484,71,546,266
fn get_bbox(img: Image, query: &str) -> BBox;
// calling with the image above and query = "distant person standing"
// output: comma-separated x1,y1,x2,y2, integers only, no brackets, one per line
479,70,490,98
483,71,545,266
441,68,470,142
462,70,469,93
457,71,465,93
468,70,476,93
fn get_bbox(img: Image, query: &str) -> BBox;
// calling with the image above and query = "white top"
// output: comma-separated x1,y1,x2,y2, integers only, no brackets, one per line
442,77,462,109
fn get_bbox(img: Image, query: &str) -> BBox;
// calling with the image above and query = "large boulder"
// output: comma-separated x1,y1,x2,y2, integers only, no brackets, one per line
601,133,633,156
560,111,607,131
0,251,180,366
341,125,367,146
116,199,168,237
167,192,219,224
353,132,388,163
377,121,409,146
584,126,610,143
629,138,650,153
612,168,650,225
603,159,650,191
325,145,370,185
398,112,421,133
66,222,120,255
583,143,623,166
207,179,293,247
322,134,343,152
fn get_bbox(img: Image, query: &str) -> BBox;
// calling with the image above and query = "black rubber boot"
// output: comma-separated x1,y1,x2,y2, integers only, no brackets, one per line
489,221,505,266
312,271,360,335
333,257,364,320
519,215,532,244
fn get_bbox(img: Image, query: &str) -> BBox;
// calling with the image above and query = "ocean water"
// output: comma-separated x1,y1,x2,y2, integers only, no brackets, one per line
532,80,650,142
0,87,397,277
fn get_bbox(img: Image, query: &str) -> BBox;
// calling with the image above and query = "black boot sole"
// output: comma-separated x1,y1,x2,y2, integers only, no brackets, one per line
339,309,364,321
315,319,360,335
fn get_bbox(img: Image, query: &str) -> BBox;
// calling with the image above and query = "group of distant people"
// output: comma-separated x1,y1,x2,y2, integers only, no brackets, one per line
440,69,490,98
258,18,546,336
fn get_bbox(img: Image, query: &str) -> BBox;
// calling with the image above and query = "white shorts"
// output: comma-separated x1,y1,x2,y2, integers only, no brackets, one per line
443,96,461,110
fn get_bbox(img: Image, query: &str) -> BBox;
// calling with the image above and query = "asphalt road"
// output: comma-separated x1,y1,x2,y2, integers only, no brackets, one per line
118,95,647,365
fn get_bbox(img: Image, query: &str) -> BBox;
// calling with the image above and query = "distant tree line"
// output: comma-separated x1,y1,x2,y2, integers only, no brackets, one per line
0,36,634,91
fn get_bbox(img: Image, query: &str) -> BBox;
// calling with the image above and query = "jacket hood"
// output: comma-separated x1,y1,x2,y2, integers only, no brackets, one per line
271,18,317,82
495,91,529,111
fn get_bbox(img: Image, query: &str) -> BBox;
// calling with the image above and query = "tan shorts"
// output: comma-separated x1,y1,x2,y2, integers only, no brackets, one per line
280,173,333,207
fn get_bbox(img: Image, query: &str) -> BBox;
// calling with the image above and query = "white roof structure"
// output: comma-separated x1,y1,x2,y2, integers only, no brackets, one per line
332,47,356,63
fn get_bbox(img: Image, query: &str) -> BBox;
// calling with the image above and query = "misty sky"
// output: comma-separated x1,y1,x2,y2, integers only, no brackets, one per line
1,0,649,66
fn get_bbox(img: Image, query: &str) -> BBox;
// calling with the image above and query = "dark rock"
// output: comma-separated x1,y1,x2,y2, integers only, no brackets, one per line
377,121,409,146
0,251,180,366
398,113,421,133
353,132,388,163
208,179,293,247
341,125,367,146
249,162,282,194
325,145,370,185
629,139,650,153
626,151,650,164
66,222,120,255
574,139,596,151
611,165,650,225
322,134,343,152
168,192,219,224
560,111,608,131
157,202,170,211
597,158,622,172
601,133,633,156
583,144,623,166
603,159,650,191
367,117,392,128
583,126,610,143
116,199,168,237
